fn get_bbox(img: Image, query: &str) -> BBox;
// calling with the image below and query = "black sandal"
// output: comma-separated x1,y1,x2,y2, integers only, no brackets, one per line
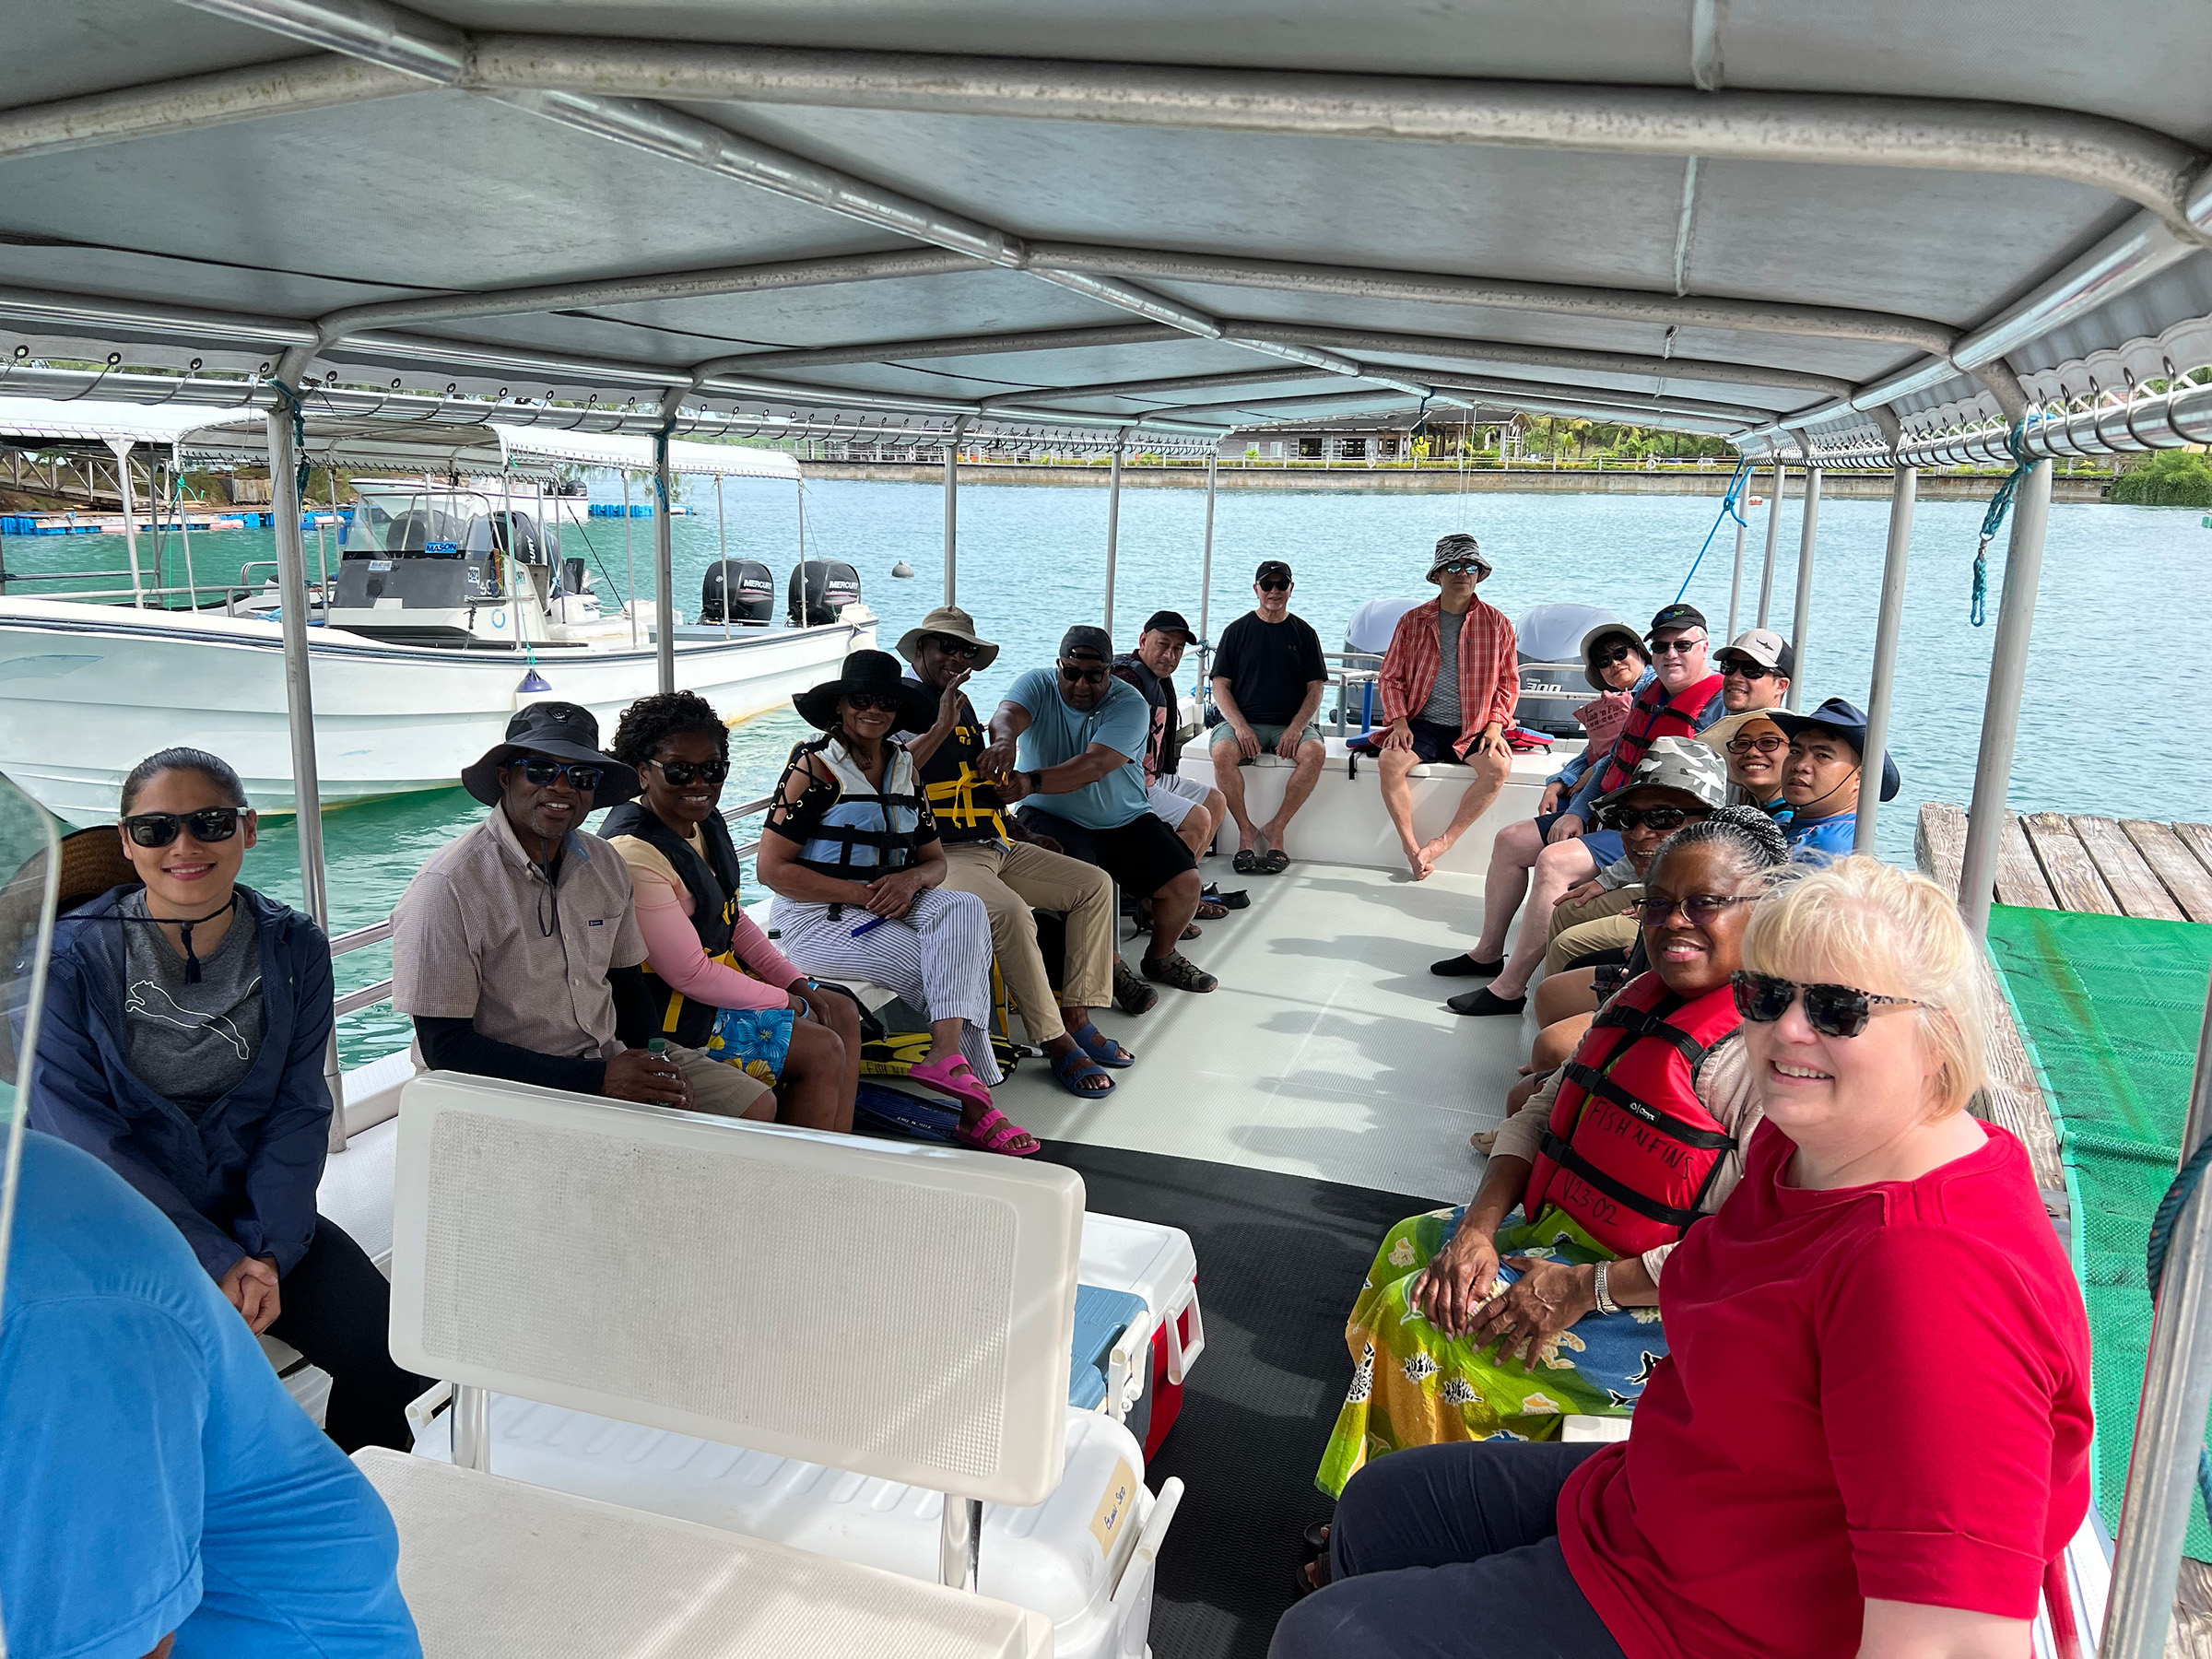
1232,849,1260,875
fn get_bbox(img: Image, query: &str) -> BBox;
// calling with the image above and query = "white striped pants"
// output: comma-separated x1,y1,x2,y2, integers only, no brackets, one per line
769,886,1003,1086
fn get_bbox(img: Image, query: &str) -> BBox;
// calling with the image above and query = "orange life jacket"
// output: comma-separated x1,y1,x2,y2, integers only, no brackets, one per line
1593,674,1725,795
1520,972,1742,1258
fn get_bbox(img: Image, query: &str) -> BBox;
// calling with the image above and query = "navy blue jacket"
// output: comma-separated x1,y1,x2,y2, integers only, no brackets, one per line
29,884,335,1281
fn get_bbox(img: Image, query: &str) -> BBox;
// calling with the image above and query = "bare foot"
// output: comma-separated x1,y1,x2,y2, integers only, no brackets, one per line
1403,841,1435,880
1417,836,1452,873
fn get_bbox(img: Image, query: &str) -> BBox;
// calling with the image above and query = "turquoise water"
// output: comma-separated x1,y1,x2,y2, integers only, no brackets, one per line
8,475,2209,1065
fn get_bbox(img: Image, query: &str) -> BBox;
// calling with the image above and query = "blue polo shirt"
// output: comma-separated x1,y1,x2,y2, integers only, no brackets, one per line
1786,812,1860,863
0,1132,419,1659
1005,666,1153,830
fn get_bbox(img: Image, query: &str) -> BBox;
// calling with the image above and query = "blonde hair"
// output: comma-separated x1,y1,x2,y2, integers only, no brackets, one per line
1740,856,1991,1119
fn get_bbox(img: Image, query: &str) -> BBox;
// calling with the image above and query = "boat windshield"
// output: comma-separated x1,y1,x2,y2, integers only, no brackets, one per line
340,488,557,563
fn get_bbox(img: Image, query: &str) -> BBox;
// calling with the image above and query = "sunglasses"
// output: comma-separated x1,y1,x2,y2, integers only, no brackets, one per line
515,758,605,793
1436,559,1485,576
1721,657,1777,679
1727,734,1789,756
651,758,728,788
1636,892,1757,926
1651,636,1707,655
1058,661,1109,684
1732,971,1922,1040
843,692,902,713
1599,805,1710,832
1257,579,1292,594
122,807,243,848
1590,644,1641,668
926,635,982,661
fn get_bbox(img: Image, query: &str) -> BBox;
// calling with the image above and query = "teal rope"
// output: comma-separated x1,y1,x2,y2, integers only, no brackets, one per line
1673,456,1755,603
2143,1135,2212,1524
1970,424,2041,627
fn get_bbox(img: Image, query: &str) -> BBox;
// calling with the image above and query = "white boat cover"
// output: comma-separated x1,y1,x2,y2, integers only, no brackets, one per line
0,395,260,447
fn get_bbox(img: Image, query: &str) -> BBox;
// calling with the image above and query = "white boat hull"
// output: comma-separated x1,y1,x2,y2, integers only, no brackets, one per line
0,598,875,823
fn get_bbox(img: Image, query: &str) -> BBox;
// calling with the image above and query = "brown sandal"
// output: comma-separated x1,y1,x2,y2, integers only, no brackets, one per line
1141,949,1218,993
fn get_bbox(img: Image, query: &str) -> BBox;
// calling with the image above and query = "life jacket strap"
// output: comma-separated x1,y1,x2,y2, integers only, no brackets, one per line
1593,999,1714,1069
1535,1130,1709,1232
1558,1060,1740,1151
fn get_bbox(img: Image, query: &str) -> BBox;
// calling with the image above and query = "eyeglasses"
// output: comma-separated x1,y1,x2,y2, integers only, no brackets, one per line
651,758,728,788
1058,661,1109,684
1599,804,1710,832
926,635,982,660
515,759,606,793
1720,657,1777,679
1436,559,1484,575
1727,734,1788,756
1636,892,1757,926
1732,971,1923,1040
1590,644,1640,668
1257,579,1291,594
1651,635,1706,655
122,807,243,848
843,692,901,713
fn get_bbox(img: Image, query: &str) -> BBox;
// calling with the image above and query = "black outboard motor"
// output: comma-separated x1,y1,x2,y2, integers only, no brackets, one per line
700,559,775,625
788,559,862,627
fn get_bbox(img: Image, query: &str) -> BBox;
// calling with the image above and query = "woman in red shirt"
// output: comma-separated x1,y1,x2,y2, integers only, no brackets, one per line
1274,856,2092,1659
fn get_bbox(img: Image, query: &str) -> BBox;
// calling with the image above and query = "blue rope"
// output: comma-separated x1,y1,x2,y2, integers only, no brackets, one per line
1673,456,1755,604
1970,424,2041,627
2143,1135,2212,1524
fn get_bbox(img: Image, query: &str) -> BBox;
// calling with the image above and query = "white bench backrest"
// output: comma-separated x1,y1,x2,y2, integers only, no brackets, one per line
389,1072,1083,1507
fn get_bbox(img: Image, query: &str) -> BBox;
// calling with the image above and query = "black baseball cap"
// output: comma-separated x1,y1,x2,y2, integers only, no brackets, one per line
1141,609,1196,643
1646,602,1708,639
1059,624,1113,661
1254,559,1293,585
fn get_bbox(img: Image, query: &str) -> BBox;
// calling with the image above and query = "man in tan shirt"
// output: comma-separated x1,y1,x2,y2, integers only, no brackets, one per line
391,701,768,1116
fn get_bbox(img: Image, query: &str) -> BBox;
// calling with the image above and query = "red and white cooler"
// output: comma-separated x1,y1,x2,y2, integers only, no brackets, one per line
1079,1213,1203,1460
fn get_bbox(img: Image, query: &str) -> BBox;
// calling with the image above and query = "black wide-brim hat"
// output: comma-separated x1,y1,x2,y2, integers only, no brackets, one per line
793,647,939,735
460,700,640,808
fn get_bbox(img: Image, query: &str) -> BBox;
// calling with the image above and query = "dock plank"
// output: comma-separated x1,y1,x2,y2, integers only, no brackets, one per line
2020,813,2122,915
2176,823,2212,900
1998,813,2059,910
2124,820,2212,924
1916,802,1967,896
2072,816,2188,921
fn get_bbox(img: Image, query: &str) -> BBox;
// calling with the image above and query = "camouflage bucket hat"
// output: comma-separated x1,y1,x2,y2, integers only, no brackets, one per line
1596,735,1729,814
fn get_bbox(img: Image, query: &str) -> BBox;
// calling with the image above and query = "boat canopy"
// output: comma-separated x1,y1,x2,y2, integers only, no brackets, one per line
0,395,261,448
490,424,801,480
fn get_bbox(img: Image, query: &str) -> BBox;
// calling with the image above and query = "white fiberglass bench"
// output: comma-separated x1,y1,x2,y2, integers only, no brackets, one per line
359,1070,1093,1657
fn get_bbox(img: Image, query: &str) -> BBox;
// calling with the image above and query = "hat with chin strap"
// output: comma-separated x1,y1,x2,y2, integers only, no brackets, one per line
1770,697,1902,803
460,700,639,808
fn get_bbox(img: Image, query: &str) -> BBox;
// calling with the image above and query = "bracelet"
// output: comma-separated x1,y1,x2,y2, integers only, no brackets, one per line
1593,1262,1619,1317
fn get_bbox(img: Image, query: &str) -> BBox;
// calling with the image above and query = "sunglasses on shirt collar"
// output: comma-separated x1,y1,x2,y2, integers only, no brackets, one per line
121,806,244,848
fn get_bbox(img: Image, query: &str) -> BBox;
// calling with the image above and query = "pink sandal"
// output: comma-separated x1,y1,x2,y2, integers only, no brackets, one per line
958,1106,1041,1158
909,1053,993,1113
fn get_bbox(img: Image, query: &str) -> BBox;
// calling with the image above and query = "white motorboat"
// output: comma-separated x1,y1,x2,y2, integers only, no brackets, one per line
0,418,875,823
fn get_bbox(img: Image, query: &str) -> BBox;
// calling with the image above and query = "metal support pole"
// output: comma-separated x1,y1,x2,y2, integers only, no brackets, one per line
653,423,677,694
623,470,638,648
1198,452,1218,700
312,458,333,616
1102,440,1124,637
1725,517,1747,641
173,442,200,610
1957,459,2053,941
107,440,145,605
943,417,970,606
938,1494,982,1592
1853,466,1915,854
716,474,730,638
1788,466,1820,709
2102,976,2212,1659
451,1383,491,1473
265,406,346,1155
1755,462,1785,629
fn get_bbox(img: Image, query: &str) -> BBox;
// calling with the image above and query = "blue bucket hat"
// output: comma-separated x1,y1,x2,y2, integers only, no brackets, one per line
1770,697,1902,802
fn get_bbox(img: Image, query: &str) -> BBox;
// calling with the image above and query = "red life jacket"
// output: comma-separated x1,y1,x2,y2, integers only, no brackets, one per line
1520,972,1743,1258
1593,673,1725,795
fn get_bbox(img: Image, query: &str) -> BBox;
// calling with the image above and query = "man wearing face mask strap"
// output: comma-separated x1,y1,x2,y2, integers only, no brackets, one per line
1768,698,1902,864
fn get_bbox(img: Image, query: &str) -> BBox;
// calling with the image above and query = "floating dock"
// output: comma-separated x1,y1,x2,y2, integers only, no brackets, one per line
0,509,349,535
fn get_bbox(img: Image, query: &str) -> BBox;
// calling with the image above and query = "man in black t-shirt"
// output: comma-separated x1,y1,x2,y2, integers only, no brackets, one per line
1208,559,1327,874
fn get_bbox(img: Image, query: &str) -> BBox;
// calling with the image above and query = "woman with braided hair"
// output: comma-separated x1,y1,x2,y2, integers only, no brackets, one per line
1315,806,1789,1506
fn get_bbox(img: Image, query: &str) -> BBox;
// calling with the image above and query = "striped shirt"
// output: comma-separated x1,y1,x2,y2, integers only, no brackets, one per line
1378,596,1519,755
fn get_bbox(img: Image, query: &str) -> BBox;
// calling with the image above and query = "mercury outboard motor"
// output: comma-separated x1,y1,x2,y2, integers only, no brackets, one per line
701,559,774,625
788,559,862,627
1515,602,1627,736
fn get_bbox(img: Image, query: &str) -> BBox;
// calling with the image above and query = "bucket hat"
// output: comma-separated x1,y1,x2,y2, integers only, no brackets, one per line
895,604,1001,671
1698,708,1791,758
1595,735,1730,814
1426,533,1492,583
460,701,638,808
1579,621,1648,690
1769,697,1902,802
793,648,938,735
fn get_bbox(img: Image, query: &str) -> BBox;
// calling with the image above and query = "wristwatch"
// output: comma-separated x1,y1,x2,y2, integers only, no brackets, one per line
1593,1262,1620,1317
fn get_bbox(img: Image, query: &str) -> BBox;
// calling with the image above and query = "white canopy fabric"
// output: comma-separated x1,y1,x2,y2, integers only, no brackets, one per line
490,425,802,480
0,396,259,447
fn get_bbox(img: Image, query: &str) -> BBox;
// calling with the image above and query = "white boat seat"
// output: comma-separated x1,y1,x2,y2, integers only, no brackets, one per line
355,1447,1050,1658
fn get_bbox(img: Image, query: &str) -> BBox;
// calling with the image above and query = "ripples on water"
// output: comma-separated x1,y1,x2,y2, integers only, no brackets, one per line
13,475,2206,1063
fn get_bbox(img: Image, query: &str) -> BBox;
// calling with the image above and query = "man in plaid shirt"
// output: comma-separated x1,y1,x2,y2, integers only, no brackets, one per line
1376,534,1521,879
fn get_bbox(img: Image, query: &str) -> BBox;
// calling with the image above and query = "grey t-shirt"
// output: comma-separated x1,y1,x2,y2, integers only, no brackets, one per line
1416,606,1466,729
121,889,266,1117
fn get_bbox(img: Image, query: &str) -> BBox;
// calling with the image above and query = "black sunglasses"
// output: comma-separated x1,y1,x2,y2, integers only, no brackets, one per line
1257,579,1292,593
1058,661,1109,684
1721,656,1778,679
515,758,605,793
122,807,243,848
1637,892,1757,926
843,692,902,713
651,758,728,788
1599,804,1710,832
1590,644,1641,668
1732,971,1922,1040
1651,635,1706,655
927,635,982,660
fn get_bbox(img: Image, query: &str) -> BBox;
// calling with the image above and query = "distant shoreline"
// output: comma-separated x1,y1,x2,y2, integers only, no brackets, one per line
795,461,2115,503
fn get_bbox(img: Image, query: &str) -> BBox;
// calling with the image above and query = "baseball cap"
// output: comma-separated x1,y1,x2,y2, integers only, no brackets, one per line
1716,628,1795,677
1059,624,1113,661
1646,602,1708,639
1254,559,1294,585
1141,609,1196,643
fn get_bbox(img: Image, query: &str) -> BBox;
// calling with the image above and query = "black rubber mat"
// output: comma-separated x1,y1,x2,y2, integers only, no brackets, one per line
1039,1142,1435,1659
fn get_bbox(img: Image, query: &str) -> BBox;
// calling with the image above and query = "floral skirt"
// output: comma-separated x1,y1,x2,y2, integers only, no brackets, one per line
703,1006,796,1086
1313,1204,1669,1499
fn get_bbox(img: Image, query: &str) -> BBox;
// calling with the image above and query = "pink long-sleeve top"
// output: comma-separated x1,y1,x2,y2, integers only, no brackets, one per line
611,834,803,1013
